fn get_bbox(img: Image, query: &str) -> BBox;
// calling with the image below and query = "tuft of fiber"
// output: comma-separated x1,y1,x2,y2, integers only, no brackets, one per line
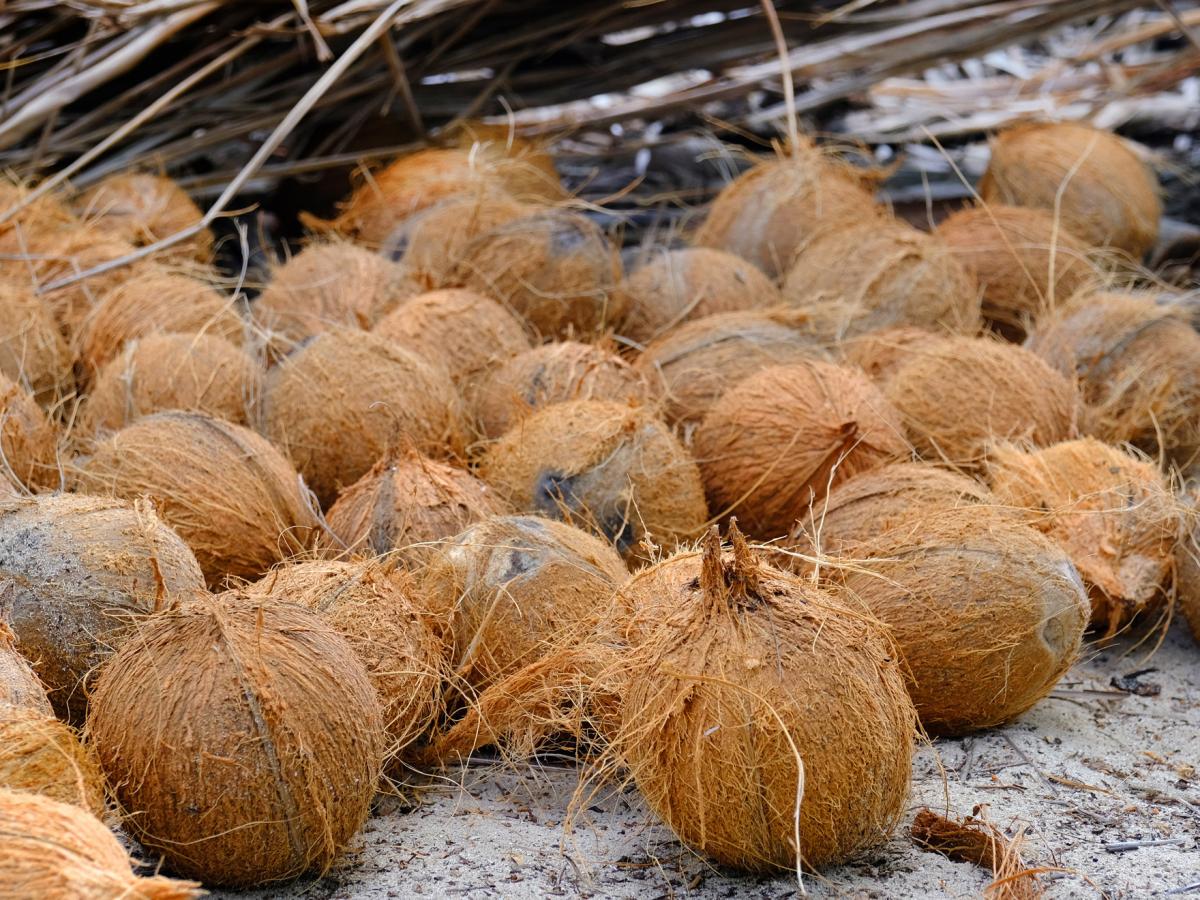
0,281,71,406
74,172,212,263
693,361,909,540
0,789,202,899
263,328,468,507
469,340,652,441
0,622,52,715
911,808,1043,900
987,438,1181,637
479,400,708,563
0,704,106,816
0,373,57,490
838,326,943,383
980,121,1161,258
74,411,317,586
0,494,204,722
85,595,386,887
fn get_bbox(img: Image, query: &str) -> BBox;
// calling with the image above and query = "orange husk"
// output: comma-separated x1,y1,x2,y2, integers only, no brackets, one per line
74,172,212,264
0,281,72,407
911,807,1044,900
0,372,58,490
0,705,106,816
1175,491,1200,644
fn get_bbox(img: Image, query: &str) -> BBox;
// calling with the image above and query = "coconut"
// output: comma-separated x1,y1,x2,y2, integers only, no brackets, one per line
74,269,244,380
321,451,508,563
470,340,652,440
0,373,57,490
0,622,51,715
882,335,1083,467
828,507,1089,734
75,172,213,263
980,122,1161,258
634,310,829,436
479,400,707,562
374,288,531,385
0,494,204,721
781,221,981,340
79,332,262,438
693,361,909,540
85,595,386,887
244,559,445,756
0,179,76,241
0,705,106,816
253,241,415,361
1176,496,1200,645
935,205,1097,339
74,411,317,585
1025,291,1200,466
448,207,623,339
263,328,467,507
420,515,627,692
441,120,564,202
0,789,201,899
693,149,885,278
614,524,916,871
987,438,1181,636
0,281,72,406
837,326,942,382
617,246,783,344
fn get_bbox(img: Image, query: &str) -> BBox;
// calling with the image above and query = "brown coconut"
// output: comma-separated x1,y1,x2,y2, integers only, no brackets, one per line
253,241,415,360
85,596,386,887
693,361,909,540
79,332,262,438
980,121,1161,257
75,172,213,264
883,335,1083,467
321,451,509,563
0,789,201,899
617,246,783,344
374,288,532,385
781,221,981,340
635,309,829,435
987,438,1181,636
448,207,623,339
441,120,564,202
0,373,57,490
469,340,652,441
837,326,943,383
74,411,318,585
0,281,72,406
614,524,916,871
0,705,106,816
828,506,1090,734
263,328,467,507
420,515,627,692
244,560,445,756
1176,495,1200,645
0,179,76,242
479,400,708,562
694,149,885,278
1026,291,1200,466
0,494,204,721
0,622,52,715
935,205,1097,339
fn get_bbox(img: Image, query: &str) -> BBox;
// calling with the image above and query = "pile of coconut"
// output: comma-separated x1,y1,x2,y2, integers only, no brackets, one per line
0,118,1196,893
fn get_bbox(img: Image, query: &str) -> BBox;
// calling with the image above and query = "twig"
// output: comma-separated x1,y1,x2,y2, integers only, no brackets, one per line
1103,837,1189,852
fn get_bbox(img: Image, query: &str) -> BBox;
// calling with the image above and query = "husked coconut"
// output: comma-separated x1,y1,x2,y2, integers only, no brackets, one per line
0,373,57,490
0,622,51,715
0,282,71,406
0,705,106,816
75,172,212,263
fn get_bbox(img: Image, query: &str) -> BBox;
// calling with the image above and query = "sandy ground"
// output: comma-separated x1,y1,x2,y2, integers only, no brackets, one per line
203,618,1200,899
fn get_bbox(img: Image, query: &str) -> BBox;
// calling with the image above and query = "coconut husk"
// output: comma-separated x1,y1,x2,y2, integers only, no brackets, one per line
0,705,106,816
634,309,829,438
837,326,943,382
469,340,652,441
0,179,76,243
85,595,386,887
911,808,1043,900
79,332,262,439
252,240,415,362
987,438,1181,637
374,288,531,385
935,205,1098,340
74,172,212,264
448,207,623,340
0,494,204,722
882,335,1083,468
74,411,318,586
439,120,564,203
693,360,909,540
321,451,508,564
781,221,982,341
611,523,916,872
617,246,783,345
0,622,52,716
980,122,1161,259
693,148,885,278
479,400,707,563
0,373,58,490
0,281,72,407
262,328,467,507
244,559,446,760
1175,494,1200,645
1025,291,1200,467
827,506,1090,735
0,789,201,899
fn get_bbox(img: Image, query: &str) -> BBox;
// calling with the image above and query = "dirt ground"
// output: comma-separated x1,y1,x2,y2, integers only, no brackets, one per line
207,618,1200,899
